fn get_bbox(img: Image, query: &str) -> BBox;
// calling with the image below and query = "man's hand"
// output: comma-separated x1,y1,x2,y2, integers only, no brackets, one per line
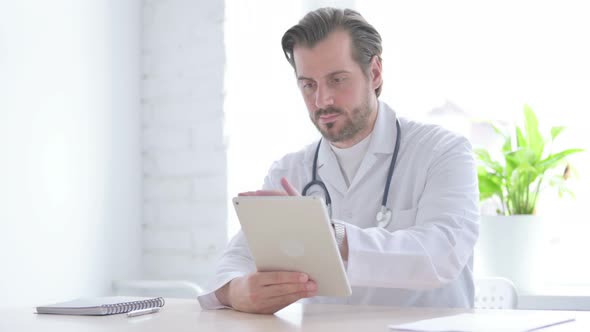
239,177,300,197
215,271,317,314
222,178,318,314
238,177,349,259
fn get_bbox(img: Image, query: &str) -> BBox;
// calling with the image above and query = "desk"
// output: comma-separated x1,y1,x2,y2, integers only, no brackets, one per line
520,294,590,311
518,286,590,310
2,299,589,331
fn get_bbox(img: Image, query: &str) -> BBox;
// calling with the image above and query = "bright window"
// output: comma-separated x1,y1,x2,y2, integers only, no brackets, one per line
225,0,590,290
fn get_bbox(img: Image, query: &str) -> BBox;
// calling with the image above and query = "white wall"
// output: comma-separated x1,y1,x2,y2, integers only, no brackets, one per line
0,1,141,307
141,0,227,285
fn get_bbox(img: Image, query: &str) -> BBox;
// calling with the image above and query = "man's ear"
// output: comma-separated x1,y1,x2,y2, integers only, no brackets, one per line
369,56,383,92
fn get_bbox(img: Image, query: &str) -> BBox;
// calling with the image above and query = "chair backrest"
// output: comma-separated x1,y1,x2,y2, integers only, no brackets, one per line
474,277,518,309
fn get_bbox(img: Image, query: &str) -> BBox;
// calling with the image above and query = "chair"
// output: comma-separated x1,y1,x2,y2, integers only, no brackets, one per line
112,280,203,299
474,277,518,309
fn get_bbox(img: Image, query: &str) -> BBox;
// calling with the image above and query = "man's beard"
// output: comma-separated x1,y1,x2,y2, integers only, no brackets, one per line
311,99,372,143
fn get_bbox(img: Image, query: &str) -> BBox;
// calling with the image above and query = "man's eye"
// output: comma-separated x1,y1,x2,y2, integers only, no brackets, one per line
332,76,346,83
302,82,315,89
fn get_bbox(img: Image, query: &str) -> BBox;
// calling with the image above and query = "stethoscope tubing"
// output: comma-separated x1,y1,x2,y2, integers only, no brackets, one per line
302,118,401,227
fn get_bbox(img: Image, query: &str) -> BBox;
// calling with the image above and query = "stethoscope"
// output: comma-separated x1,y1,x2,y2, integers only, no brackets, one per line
302,118,401,228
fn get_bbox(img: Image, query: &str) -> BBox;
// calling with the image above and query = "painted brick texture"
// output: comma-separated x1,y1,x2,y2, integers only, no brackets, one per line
141,0,226,285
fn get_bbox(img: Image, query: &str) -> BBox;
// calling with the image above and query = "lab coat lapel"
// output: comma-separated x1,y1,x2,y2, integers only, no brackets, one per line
316,139,348,195
349,101,398,190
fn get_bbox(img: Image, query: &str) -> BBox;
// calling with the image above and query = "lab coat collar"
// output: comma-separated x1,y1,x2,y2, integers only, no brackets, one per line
316,137,348,195
349,101,398,190
315,101,399,194
368,101,398,155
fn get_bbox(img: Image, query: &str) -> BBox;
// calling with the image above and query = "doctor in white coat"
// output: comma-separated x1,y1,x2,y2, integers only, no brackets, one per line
198,8,479,314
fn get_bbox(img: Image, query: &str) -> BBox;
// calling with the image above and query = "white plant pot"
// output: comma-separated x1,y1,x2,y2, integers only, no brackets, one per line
474,215,549,294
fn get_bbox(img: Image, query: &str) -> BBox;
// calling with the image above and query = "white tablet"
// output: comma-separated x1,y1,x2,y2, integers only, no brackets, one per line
232,196,351,297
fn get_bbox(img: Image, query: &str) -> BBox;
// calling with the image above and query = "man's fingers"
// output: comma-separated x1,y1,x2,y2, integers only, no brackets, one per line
257,271,308,286
263,281,317,299
255,190,288,196
261,290,316,313
230,272,316,314
238,191,258,196
238,190,287,196
238,178,299,197
280,177,300,196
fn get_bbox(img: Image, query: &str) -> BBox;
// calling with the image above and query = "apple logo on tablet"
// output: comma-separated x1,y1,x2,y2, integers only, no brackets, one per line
280,239,305,257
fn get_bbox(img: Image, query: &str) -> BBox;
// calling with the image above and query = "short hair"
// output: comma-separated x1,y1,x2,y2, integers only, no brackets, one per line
281,7,383,97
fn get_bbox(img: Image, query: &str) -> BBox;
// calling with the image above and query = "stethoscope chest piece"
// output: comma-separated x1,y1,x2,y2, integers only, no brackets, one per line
376,206,392,228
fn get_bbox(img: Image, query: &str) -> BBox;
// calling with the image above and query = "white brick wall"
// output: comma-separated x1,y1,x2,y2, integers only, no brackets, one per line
141,0,226,285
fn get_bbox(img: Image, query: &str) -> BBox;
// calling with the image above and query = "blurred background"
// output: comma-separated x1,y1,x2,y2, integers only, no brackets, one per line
1,0,589,308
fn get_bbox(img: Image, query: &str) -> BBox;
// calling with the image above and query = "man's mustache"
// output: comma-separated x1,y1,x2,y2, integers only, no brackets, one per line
315,107,342,120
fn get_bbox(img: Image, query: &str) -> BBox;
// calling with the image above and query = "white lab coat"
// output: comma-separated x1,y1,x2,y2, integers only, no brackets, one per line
198,101,480,309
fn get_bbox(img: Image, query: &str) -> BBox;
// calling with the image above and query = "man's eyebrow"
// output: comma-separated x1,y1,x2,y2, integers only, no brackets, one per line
326,70,351,77
297,70,351,81
297,76,314,81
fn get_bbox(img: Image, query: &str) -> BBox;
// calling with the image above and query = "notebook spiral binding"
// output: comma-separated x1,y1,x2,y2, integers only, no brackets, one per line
102,297,165,315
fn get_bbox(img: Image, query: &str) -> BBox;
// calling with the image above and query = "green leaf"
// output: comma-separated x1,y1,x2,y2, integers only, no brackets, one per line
504,148,536,180
491,123,508,138
506,163,539,214
474,148,493,163
502,136,512,154
537,148,585,172
489,123,513,154
516,127,526,149
508,148,537,166
550,126,565,141
523,104,544,159
509,164,539,189
478,175,503,201
474,149,503,174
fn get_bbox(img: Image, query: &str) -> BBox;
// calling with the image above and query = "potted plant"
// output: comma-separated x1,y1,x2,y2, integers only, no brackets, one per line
476,104,583,215
473,104,583,292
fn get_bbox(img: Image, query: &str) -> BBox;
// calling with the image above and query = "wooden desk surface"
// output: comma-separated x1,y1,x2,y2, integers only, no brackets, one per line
1,298,589,332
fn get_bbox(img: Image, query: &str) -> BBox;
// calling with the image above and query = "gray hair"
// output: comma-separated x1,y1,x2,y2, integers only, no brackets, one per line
281,7,383,97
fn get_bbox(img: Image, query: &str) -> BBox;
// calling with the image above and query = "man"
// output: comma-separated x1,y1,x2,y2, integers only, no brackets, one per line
197,8,479,314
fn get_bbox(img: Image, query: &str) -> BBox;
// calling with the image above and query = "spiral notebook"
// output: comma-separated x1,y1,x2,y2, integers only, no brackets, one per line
35,296,165,316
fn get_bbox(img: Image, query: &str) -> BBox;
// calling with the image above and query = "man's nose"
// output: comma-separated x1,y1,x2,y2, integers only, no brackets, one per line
314,84,334,109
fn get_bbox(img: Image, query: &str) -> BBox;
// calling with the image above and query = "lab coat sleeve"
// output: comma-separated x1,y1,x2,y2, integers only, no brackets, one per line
197,231,256,309
344,137,480,289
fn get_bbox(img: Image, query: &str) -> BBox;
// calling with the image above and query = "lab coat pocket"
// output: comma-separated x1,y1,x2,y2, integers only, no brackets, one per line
387,208,418,232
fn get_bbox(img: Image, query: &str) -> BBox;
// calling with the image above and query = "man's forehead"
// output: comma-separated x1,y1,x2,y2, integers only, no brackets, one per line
292,30,358,78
